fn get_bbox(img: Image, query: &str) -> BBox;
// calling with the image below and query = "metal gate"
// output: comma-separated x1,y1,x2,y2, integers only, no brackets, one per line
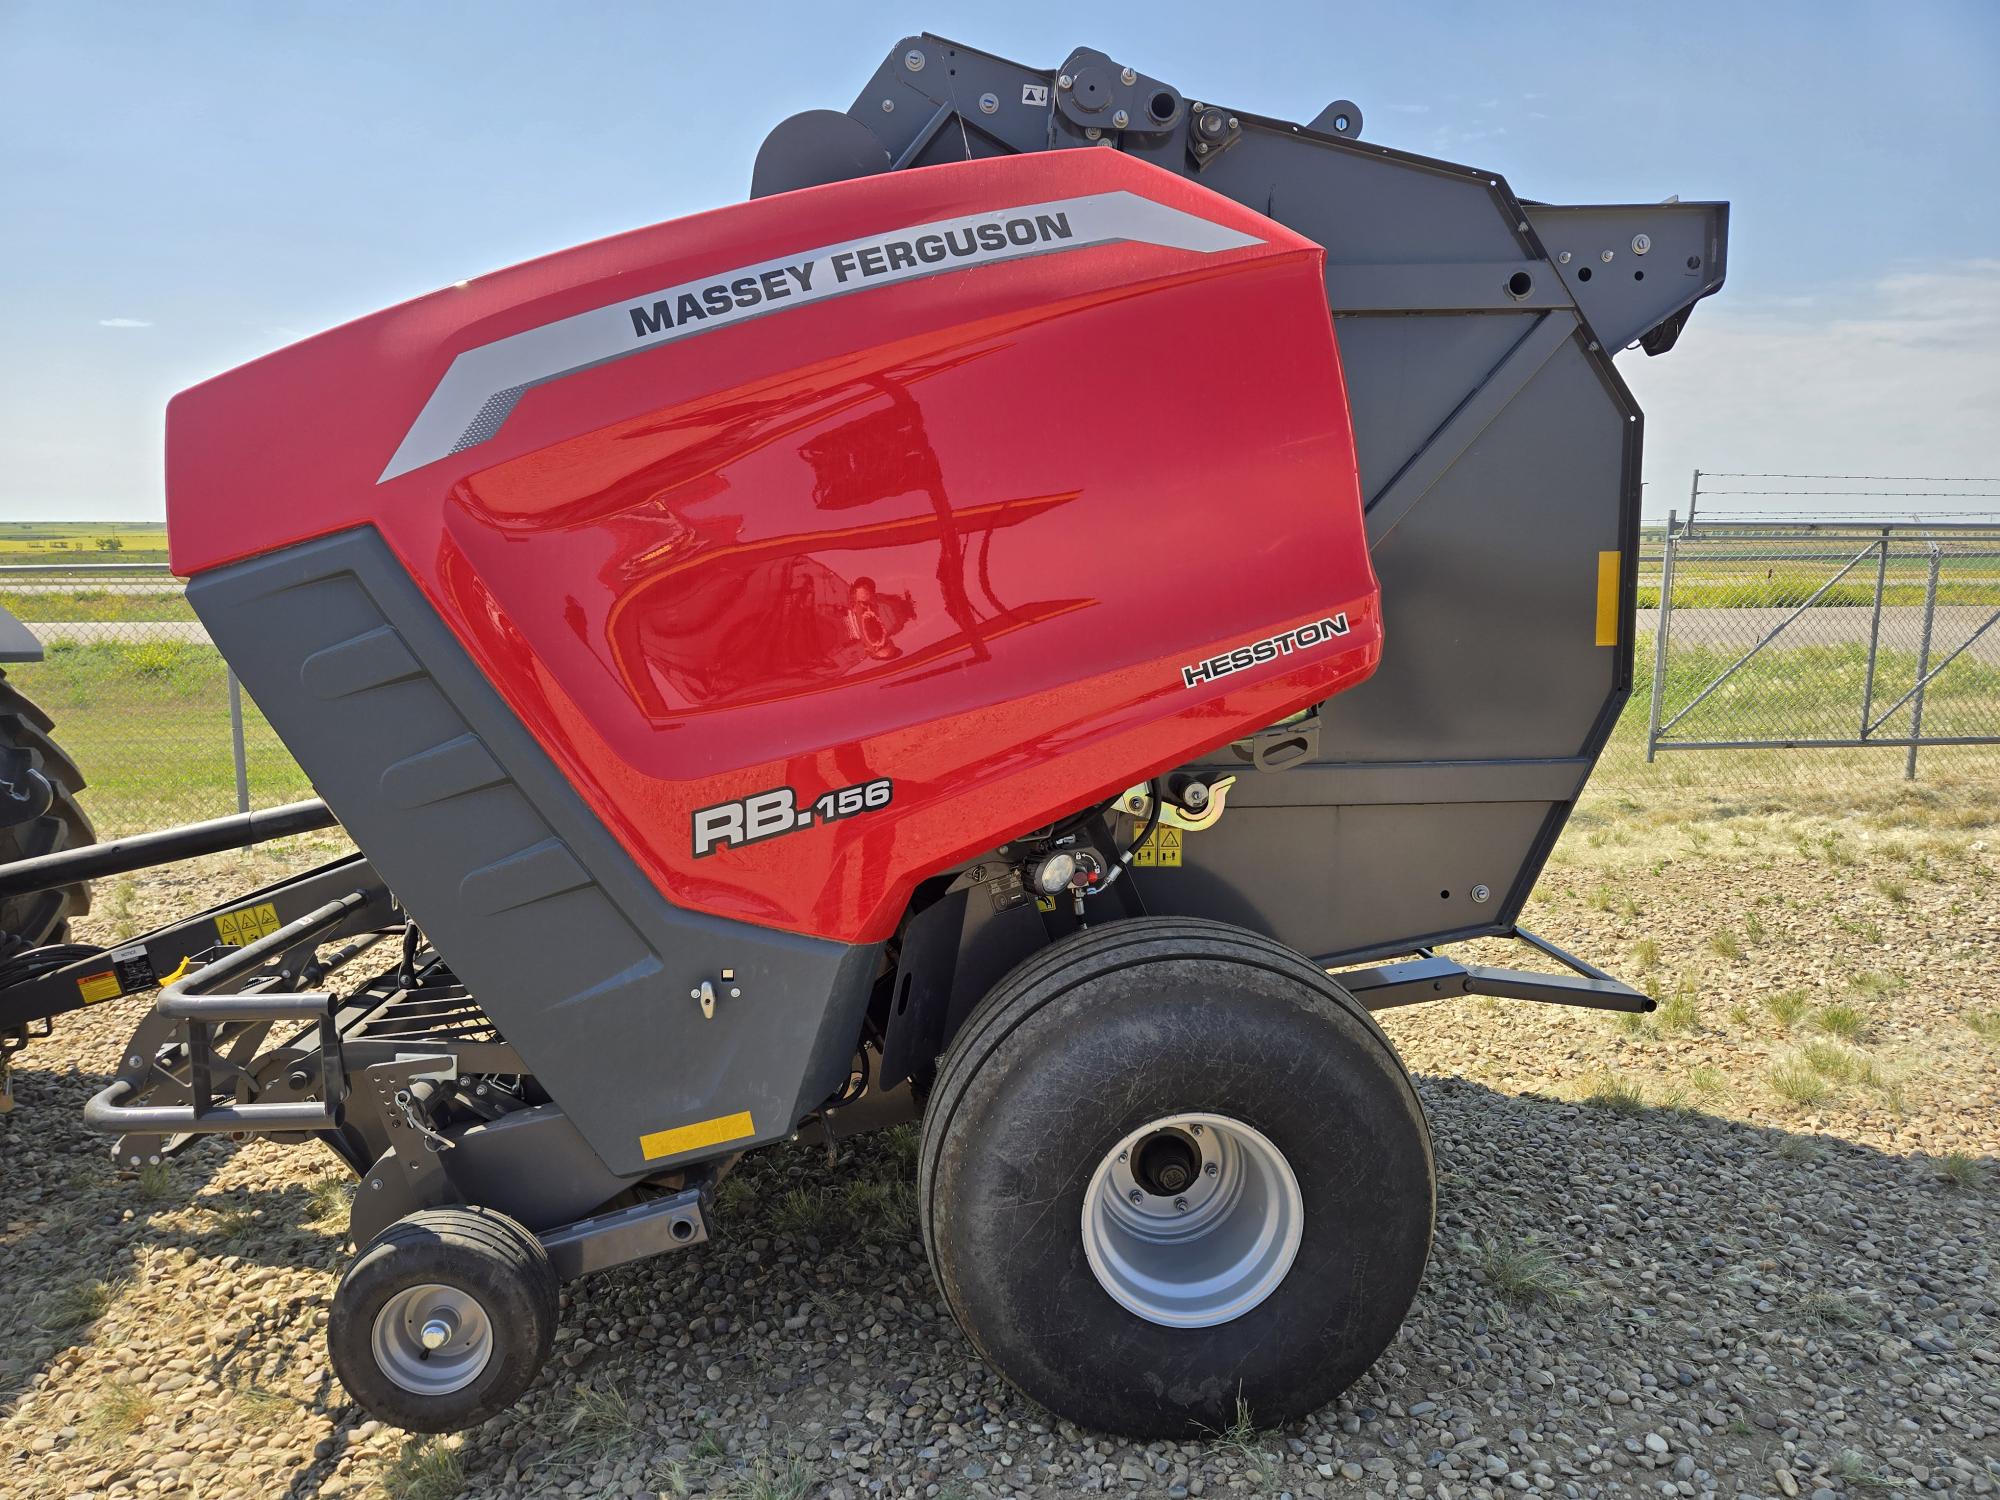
1644,510,2000,778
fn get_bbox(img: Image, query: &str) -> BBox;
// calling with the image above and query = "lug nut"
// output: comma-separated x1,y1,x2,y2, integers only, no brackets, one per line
1121,67,1137,86
1112,109,1129,129
1174,1197,1190,1213
1205,1162,1219,1177
1128,1188,1144,1204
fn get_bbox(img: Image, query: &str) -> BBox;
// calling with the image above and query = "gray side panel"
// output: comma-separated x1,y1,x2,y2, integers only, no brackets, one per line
814,37,1725,966
189,530,878,1179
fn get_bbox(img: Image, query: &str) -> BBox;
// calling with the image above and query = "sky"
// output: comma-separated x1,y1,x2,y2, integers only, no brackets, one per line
3,1,1997,524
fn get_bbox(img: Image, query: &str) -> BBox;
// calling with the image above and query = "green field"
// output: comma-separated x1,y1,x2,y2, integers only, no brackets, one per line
0,587,194,623
7,638,312,834
0,520,169,568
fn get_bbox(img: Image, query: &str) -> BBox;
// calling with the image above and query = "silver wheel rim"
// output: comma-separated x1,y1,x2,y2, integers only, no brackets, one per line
370,1283,493,1396
1080,1111,1304,1328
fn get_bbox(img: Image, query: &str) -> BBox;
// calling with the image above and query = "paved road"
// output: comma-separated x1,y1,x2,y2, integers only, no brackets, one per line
1636,604,2000,665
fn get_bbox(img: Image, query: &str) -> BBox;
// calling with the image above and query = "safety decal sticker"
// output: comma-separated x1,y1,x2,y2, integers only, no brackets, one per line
215,901,282,947
1130,825,1184,868
76,970,122,1004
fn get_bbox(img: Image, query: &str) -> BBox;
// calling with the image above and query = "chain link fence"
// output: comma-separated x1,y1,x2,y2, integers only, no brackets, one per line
1611,499,2000,798
2,564,312,837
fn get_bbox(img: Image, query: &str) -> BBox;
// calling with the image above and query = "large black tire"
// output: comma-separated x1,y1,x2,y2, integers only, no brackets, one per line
919,917,1433,1438
328,1205,559,1432
0,667,95,957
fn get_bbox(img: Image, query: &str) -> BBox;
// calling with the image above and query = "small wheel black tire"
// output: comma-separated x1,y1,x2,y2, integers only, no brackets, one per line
919,917,1433,1438
327,1205,558,1432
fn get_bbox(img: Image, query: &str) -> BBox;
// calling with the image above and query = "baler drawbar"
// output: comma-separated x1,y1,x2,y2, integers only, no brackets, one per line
0,35,1726,1438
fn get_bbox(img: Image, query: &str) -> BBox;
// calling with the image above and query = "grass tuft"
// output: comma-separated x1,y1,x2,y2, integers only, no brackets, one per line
1965,1009,2000,1044
307,1175,354,1228
1467,1236,1581,1308
1767,1059,1832,1108
33,1278,114,1334
1577,1072,1649,1115
381,1438,465,1500
1935,1151,1985,1190
133,1160,174,1202
555,1382,639,1462
1708,929,1743,959
1773,1135,1822,1164
1654,983,1701,1033
1812,1002,1868,1042
84,1378,153,1443
1848,969,1904,999
1762,990,1809,1030
1831,1451,1892,1491
1630,937,1660,970
1873,874,1910,904
1796,1289,1870,1328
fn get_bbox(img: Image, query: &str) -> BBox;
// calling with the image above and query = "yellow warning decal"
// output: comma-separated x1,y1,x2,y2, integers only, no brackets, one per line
640,1109,755,1162
1131,825,1184,868
215,902,282,947
77,970,122,1004
1595,550,1621,647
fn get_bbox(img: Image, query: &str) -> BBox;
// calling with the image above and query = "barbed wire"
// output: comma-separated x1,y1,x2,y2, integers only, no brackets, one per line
1702,472,2000,483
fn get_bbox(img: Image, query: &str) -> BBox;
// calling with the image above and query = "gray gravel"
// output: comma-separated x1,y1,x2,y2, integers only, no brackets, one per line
2,803,1997,1499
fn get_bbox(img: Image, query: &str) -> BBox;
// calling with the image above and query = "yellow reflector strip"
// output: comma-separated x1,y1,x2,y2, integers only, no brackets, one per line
640,1110,755,1162
1595,550,1621,646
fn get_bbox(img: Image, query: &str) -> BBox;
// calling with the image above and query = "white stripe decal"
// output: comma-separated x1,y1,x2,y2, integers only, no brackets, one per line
378,190,1261,482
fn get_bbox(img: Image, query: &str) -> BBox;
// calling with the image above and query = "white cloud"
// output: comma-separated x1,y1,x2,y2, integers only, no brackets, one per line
1621,259,2000,519
96,317,152,328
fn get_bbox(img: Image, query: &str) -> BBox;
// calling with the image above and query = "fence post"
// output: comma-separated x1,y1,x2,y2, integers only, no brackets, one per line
1646,510,1677,762
1906,544,1942,780
1685,469,1700,535
226,668,251,815
1859,528,1890,740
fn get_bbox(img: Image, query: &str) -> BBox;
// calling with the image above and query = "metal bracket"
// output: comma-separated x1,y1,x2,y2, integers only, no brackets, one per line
1114,775,1236,832
1185,100,1242,168
1333,927,1652,1015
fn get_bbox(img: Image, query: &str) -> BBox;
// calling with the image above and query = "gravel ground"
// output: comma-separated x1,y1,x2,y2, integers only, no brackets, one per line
2,787,1997,1500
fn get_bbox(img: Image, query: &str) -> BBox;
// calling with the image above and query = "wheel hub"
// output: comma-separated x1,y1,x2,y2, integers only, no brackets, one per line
1081,1111,1304,1328
370,1283,494,1396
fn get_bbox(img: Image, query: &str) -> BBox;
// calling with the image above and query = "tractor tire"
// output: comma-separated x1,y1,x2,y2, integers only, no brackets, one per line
0,667,95,958
328,1205,559,1432
919,916,1433,1438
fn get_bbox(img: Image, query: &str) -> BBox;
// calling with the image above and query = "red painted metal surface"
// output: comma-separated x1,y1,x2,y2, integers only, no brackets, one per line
167,151,1378,944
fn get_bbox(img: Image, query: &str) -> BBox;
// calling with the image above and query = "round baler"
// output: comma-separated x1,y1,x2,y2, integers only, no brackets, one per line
0,36,1726,1436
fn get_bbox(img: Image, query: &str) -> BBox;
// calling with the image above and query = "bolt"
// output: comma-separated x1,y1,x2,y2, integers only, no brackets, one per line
1118,1148,1129,1162
1199,108,1226,139
287,1069,311,1089
1227,116,1238,129
1189,1123,1204,1136
1558,251,1572,265
1195,143,1209,155
1183,782,1210,809
729,987,741,999
1058,73,1073,89
1631,232,1652,255
1205,1162,1219,1177
1174,1197,1190,1213
1121,67,1137,86
419,1318,452,1350
881,99,894,113
979,92,998,114
1129,1188,1144,1204
1112,109,1129,129
1084,127,1101,140
1471,884,1491,904
690,988,702,1000
1600,248,1615,262
903,49,924,72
